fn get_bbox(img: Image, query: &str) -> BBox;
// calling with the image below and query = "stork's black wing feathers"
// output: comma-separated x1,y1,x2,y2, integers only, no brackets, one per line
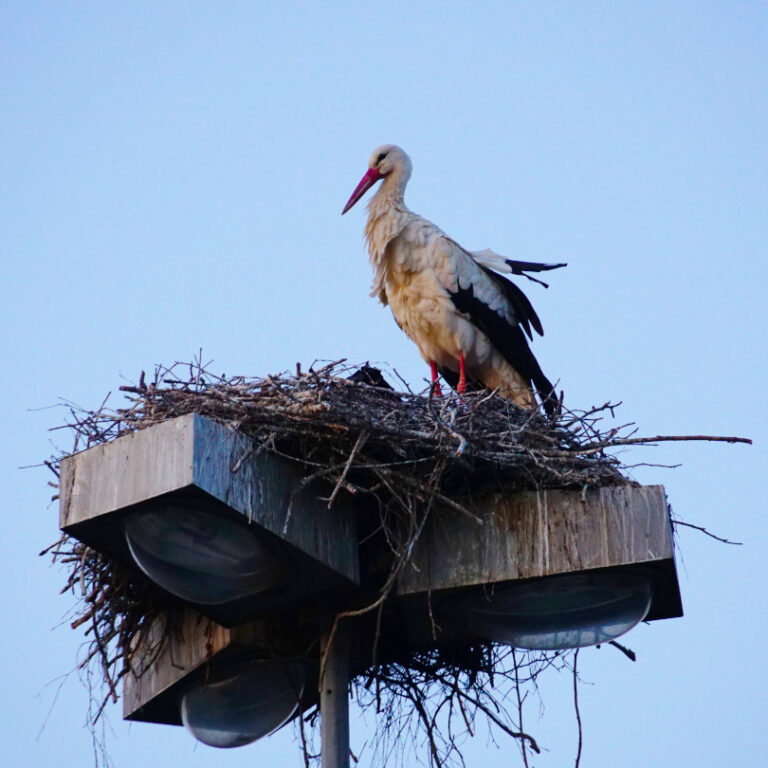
452,241,550,339
481,266,544,340
505,259,567,275
504,259,567,288
448,273,557,416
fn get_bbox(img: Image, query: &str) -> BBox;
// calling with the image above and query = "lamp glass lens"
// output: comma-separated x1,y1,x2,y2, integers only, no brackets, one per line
124,506,282,605
181,660,306,748
461,572,652,650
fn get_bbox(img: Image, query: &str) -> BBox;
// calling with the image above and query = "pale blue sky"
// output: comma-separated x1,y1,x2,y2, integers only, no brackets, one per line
2,2,766,766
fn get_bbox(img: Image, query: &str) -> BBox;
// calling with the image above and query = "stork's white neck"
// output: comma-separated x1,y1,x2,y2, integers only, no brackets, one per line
367,168,409,217
364,169,413,303
365,176,410,250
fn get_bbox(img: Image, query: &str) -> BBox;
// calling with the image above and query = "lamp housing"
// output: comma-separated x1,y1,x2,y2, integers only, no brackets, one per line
397,485,682,651
59,414,360,626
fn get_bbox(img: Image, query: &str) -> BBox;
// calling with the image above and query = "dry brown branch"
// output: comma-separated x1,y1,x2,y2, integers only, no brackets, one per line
581,433,752,449
513,649,531,768
672,520,743,545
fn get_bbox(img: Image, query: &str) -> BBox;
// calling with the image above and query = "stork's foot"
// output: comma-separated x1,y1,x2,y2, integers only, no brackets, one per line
429,361,443,398
456,352,467,405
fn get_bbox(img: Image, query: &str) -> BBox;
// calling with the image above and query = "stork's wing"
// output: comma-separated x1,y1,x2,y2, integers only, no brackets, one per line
470,248,567,288
442,238,549,340
435,237,558,414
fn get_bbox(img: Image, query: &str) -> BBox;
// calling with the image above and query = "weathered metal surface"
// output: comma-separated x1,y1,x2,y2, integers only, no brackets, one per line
60,416,195,529
60,414,359,583
58,414,363,627
398,484,682,620
123,609,233,724
60,414,359,581
190,415,358,581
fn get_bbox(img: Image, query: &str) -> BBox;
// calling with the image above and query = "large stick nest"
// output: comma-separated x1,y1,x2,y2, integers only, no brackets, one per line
43,359,747,766
64,358,632,490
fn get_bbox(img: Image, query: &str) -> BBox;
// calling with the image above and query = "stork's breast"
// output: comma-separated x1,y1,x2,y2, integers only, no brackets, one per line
385,270,468,362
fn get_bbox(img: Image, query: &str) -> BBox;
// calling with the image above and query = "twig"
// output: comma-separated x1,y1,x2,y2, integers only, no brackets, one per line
608,640,636,662
673,520,743,545
513,649,530,768
583,433,752,449
327,428,369,509
573,649,582,768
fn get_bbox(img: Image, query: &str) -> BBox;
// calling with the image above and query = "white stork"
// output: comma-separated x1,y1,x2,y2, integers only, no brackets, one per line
342,144,564,416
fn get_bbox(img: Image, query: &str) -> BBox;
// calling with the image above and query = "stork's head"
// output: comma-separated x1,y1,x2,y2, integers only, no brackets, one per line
341,144,412,214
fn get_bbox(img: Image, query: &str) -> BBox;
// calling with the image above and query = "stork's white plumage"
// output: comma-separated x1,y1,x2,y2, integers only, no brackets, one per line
342,144,564,415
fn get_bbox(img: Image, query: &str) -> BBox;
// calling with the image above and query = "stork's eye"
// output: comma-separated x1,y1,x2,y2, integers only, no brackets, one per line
376,152,388,165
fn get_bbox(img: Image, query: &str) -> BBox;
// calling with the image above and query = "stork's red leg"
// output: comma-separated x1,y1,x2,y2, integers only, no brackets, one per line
458,353,467,395
429,361,442,397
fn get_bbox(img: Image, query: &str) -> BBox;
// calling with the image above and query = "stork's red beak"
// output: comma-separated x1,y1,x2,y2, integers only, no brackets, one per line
341,167,382,214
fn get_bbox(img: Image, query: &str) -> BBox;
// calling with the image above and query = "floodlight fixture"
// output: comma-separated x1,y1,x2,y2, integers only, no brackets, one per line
454,570,653,650
59,413,360,626
398,485,682,652
57,407,685,767
123,504,283,605
181,659,308,748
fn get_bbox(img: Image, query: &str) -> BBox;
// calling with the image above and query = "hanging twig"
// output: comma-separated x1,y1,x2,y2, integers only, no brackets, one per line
573,649,583,768
513,649,530,768
608,640,636,662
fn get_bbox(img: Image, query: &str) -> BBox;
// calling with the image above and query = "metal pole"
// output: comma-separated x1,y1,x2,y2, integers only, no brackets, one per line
320,622,350,768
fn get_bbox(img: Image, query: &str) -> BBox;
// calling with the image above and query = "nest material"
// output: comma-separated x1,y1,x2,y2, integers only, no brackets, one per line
44,359,747,766
65,358,631,492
